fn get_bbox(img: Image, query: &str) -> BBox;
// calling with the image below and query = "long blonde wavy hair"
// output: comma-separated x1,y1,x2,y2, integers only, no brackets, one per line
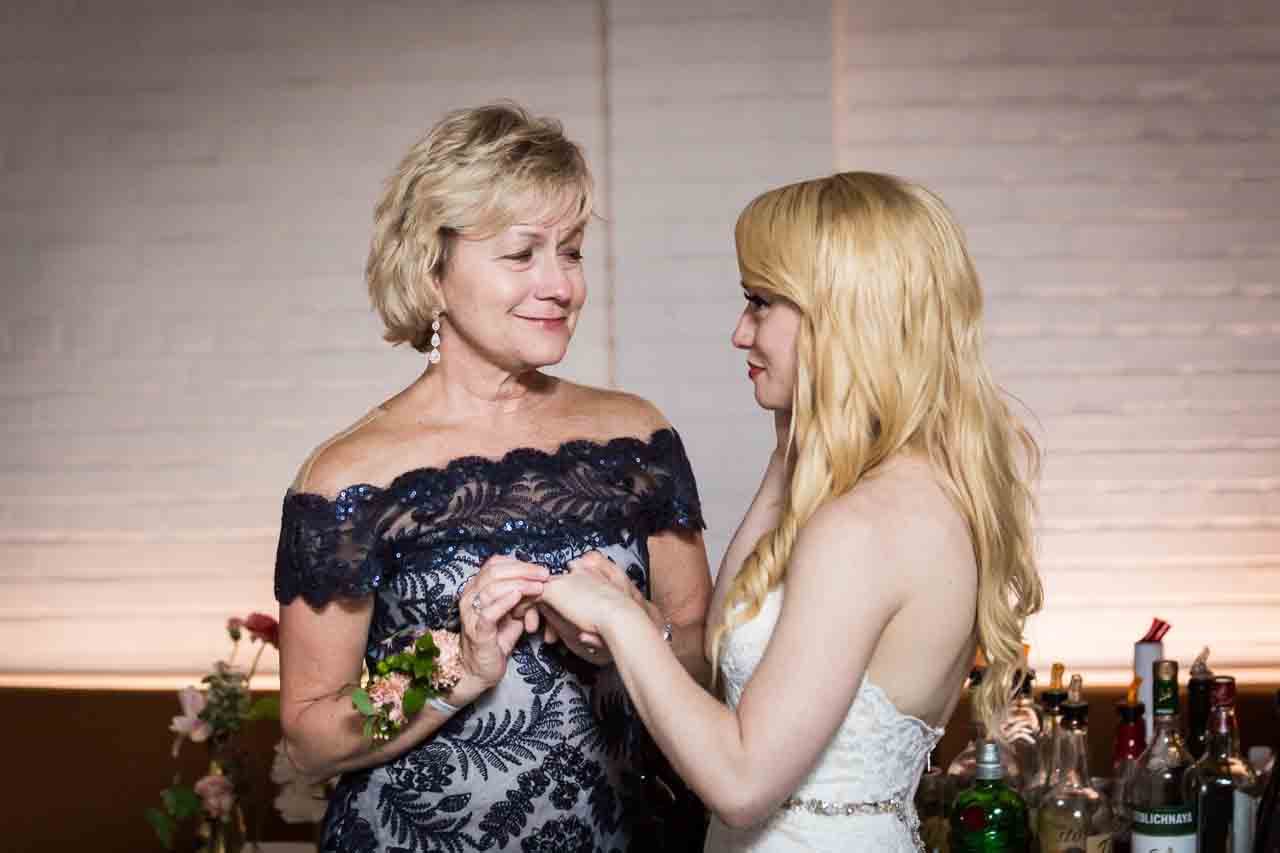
710,172,1043,734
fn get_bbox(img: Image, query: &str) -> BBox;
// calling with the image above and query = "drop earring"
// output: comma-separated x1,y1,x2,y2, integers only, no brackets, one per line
428,310,442,365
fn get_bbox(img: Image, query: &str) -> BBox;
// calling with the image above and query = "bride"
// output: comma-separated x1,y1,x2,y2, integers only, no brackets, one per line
537,171,1044,851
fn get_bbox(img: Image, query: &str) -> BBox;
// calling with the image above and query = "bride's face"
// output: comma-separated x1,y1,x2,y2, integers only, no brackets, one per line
731,285,801,411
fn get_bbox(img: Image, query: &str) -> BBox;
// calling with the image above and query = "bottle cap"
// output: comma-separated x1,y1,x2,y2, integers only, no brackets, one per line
1115,701,1145,723
1210,675,1236,707
1017,669,1035,696
1151,659,1180,717
1189,646,1213,680
975,739,1003,781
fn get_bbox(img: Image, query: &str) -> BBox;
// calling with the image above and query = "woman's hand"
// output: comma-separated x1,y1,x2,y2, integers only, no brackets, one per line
454,556,549,703
540,552,654,640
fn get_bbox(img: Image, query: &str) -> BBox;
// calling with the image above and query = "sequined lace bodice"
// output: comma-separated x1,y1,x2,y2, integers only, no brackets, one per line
705,585,943,852
275,427,704,853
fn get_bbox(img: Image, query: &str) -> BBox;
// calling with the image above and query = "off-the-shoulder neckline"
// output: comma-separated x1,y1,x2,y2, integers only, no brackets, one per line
288,426,681,504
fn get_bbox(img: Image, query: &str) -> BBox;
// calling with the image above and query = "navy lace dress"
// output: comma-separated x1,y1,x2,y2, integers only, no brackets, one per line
274,428,705,853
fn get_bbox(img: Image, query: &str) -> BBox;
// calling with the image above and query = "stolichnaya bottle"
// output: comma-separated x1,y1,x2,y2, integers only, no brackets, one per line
1184,676,1261,853
950,739,1031,852
1037,675,1114,853
1128,659,1196,853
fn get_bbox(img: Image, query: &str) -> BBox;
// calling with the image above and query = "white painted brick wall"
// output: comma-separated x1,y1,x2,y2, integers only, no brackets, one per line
836,0,1280,675
606,0,835,568
0,0,612,676
4,0,1274,682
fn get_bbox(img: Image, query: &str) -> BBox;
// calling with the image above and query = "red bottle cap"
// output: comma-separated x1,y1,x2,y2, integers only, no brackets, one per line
1211,675,1236,707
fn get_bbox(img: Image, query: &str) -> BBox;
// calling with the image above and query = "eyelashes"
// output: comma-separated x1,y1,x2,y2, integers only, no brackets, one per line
502,249,584,263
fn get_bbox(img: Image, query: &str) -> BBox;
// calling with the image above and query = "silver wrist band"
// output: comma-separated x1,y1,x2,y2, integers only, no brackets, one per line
426,695,462,716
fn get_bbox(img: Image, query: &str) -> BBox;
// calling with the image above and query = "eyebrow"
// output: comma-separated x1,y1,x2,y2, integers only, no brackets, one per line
507,224,585,244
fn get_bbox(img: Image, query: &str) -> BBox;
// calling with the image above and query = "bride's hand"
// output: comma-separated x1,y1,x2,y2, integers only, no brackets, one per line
540,552,647,638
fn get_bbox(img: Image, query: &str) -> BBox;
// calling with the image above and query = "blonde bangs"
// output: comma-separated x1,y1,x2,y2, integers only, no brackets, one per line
367,102,594,352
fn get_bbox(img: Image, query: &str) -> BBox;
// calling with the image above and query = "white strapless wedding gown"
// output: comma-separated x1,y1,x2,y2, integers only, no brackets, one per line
704,585,943,852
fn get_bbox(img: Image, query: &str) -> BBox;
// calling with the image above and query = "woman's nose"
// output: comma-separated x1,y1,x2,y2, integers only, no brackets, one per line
535,256,574,302
731,310,754,349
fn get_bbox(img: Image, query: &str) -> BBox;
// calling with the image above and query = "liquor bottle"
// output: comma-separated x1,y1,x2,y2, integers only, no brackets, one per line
1128,659,1196,852
1187,647,1214,761
917,746,951,853
949,669,1023,797
1026,662,1069,837
1113,676,1148,853
950,739,1031,852
1038,675,1114,853
1254,689,1280,853
1185,676,1261,853
1003,668,1043,794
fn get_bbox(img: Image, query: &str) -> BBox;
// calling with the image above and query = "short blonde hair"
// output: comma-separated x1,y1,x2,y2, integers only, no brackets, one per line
367,102,594,351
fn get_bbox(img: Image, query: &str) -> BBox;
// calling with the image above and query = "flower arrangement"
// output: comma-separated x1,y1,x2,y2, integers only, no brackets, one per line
351,627,464,742
146,612,282,851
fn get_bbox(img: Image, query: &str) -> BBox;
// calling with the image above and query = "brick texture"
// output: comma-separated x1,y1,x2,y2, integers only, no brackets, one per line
835,0,1280,676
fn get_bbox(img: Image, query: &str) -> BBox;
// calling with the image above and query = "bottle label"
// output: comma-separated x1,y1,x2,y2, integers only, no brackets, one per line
1130,833,1194,853
1037,814,1112,853
1131,805,1196,852
1231,790,1258,853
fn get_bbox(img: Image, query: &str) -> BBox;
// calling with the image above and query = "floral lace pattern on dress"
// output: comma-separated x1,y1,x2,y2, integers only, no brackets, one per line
273,428,704,853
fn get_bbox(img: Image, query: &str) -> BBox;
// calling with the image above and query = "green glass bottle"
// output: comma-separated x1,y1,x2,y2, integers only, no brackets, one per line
950,739,1032,852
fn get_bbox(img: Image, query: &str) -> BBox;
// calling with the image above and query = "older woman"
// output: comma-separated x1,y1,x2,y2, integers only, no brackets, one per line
275,103,711,852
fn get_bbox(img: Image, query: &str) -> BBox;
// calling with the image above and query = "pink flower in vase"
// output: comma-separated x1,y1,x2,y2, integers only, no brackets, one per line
367,671,412,725
243,612,279,647
170,686,212,757
194,773,235,820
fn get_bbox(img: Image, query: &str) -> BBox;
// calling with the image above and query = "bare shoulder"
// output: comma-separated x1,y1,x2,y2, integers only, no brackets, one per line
791,456,974,591
290,409,401,497
558,381,671,439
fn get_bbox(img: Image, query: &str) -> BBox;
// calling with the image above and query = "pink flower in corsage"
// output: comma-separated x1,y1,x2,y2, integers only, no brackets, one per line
169,686,212,757
426,629,464,692
194,773,235,820
352,628,464,741
367,670,412,724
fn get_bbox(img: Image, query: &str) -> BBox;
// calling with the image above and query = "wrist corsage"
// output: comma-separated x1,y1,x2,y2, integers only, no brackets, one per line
351,628,465,742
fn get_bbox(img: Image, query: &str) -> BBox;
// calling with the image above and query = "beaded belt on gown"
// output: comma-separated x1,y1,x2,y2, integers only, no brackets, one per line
779,790,925,851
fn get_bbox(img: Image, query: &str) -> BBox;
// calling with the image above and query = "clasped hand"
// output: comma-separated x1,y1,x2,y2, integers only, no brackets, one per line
460,551,655,683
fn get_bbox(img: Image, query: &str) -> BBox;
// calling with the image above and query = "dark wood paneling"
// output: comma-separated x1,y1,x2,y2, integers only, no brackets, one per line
2,685,1274,852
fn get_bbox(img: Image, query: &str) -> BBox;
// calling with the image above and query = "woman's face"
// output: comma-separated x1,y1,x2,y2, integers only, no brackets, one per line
437,211,586,374
731,285,801,411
